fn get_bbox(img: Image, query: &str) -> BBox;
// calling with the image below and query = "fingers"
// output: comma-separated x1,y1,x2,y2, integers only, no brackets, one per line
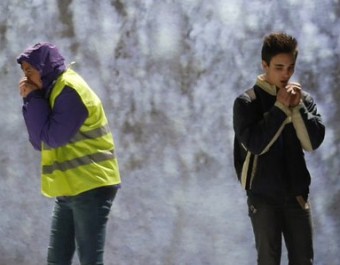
286,83,302,107
277,82,303,108
19,79,27,97
287,87,296,95
287,82,301,87
286,82,301,91
18,77,38,98
277,87,291,107
286,82,302,97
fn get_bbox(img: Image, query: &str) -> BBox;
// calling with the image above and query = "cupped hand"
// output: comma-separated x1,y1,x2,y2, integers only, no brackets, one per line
19,77,40,98
286,82,302,107
277,86,292,107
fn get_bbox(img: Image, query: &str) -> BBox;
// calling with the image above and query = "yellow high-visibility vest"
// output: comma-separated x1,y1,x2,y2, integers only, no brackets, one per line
41,69,121,197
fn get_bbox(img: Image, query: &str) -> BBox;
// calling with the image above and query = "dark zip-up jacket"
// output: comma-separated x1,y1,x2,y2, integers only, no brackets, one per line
233,75,325,200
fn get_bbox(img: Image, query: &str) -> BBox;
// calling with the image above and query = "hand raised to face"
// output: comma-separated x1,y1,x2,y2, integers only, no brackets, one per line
276,82,302,108
286,82,302,107
19,77,41,98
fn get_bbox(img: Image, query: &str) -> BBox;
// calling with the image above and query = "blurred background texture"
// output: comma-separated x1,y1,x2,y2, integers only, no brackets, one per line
0,0,339,264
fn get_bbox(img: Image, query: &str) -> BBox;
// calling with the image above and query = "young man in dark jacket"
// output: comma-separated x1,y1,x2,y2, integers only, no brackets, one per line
233,33,325,265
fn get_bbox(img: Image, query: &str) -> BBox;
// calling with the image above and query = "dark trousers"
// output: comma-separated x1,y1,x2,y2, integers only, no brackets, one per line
47,186,118,265
247,194,313,265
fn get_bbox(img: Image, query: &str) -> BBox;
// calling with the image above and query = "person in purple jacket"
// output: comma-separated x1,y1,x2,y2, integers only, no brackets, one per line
17,42,121,265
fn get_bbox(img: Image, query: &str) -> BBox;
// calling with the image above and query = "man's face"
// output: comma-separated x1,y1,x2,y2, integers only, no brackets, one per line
21,61,43,89
262,53,296,90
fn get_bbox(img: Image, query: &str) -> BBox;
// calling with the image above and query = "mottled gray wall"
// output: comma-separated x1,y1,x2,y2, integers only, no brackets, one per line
0,0,339,264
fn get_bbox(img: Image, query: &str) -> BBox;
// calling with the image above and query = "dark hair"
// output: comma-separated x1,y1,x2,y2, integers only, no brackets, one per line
261,33,298,65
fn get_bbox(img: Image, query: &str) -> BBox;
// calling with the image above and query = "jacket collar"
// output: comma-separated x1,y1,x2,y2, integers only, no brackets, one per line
256,75,277,96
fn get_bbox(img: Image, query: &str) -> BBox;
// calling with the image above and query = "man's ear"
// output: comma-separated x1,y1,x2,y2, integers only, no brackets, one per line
262,60,268,71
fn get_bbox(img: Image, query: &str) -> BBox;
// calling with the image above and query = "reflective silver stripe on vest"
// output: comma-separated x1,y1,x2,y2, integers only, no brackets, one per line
70,124,111,143
44,124,111,150
42,150,115,174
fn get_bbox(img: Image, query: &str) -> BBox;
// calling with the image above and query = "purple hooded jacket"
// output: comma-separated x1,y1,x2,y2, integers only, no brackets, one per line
17,42,88,150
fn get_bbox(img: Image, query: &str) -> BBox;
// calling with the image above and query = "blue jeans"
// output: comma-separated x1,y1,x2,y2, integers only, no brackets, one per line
47,186,118,265
247,193,313,265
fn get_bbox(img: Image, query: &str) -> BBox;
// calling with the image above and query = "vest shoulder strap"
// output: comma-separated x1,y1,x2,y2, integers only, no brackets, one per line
245,88,256,101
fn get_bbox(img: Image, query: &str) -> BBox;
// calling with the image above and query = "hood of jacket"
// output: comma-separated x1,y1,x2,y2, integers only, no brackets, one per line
17,42,66,91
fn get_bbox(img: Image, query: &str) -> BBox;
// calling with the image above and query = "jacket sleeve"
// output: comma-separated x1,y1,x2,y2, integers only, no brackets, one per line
233,92,289,155
291,92,325,151
22,86,88,150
